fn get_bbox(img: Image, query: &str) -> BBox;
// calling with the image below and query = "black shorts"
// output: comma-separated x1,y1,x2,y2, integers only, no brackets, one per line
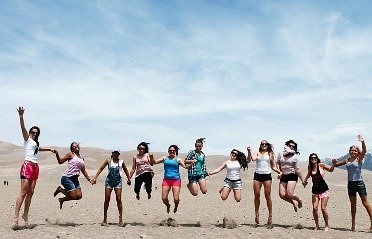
280,173,298,183
348,181,367,197
253,172,272,182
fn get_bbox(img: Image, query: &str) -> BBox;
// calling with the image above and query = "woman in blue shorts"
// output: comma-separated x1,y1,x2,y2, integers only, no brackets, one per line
53,142,92,210
185,138,207,196
92,148,130,226
208,149,248,202
332,135,372,232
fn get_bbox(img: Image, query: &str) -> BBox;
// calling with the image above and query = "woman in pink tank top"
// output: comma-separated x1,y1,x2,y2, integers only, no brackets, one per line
53,142,92,209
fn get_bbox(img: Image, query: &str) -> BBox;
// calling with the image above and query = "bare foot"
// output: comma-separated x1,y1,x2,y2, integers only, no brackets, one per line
21,214,29,228
267,215,272,226
174,204,179,213
136,194,140,200
118,222,127,227
101,221,109,227
298,199,303,209
54,186,62,197
58,198,64,209
324,226,329,231
314,226,320,230
293,203,298,212
148,193,151,199
11,219,18,230
255,213,259,224
166,203,171,214
351,227,355,232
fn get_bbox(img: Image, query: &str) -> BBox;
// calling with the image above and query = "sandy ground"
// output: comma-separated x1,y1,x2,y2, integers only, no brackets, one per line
1,142,372,239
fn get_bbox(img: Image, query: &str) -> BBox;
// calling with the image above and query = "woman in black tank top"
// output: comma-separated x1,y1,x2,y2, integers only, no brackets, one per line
303,153,334,231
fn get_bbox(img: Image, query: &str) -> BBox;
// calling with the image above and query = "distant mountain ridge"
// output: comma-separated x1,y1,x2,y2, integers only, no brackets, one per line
323,150,372,171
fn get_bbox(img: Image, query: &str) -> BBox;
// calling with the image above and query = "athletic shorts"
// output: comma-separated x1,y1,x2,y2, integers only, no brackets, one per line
61,175,81,192
20,161,39,180
105,177,122,189
223,178,242,190
313,190,330,199
253,172,272,182
348,181,367,197
280,173,298,183
162,179,181,187
188,174,206,184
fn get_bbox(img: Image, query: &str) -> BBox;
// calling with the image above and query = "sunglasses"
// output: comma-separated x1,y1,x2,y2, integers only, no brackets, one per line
311,156,317,159
231,152,237,156
30,131,39,135
261,143,268,146
288,144,296,149
138,147,146,151
168,150,176,152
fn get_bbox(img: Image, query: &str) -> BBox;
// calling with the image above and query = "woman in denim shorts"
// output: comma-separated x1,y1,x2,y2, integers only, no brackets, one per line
332,135,372,232
208,149,248,202
92,148,131,227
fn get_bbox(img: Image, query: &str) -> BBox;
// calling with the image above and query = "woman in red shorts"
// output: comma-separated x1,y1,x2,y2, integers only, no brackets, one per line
12,107,56,230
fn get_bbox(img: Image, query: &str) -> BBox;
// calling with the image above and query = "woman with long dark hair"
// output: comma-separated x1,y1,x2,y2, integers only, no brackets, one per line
208,149,248,202
303,153,334,231
12,107,56,230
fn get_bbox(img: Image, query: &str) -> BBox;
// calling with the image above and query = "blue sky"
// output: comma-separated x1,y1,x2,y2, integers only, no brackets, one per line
1,0,371,159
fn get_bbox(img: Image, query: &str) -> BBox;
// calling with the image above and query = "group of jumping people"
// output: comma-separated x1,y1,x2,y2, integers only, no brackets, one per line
12,106,372,232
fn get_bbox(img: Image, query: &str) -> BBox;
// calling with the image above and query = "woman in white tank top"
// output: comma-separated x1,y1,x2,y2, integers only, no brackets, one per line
247,140,280,228
208,149,248,202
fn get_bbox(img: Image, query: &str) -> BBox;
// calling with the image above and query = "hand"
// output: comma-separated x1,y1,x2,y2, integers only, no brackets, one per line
357,134,364,142
277,172,282,179
247,146,251,152
17,106,25,117
51,149,57,154
127,180,131,186
302,181,308,188
331,158,338,166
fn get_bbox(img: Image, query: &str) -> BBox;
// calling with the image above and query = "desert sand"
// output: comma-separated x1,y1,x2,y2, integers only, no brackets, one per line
1,141,372,239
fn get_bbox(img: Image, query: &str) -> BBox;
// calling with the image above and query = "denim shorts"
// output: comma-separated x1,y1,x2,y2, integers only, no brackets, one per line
61,175,81,192
105,177,122,189
188,174,206,184
348,181,367,197
223,178,242,190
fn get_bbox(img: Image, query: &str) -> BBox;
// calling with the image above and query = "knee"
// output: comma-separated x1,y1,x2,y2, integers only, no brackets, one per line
321,207,327,213
236,198,241,203
174,198,180,204
191,191,198,196
201,189,207,194
313,206,319,212
264,192,271,199
254,193,260,200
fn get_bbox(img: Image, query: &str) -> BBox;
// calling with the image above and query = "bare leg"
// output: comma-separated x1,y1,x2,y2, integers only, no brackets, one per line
198,179,207,194
22,180,37,228
320,196,329,231
162,186,171,213
360,195,372,231
220,186,231,201
233,189,241,202
101,188,112,226
262,180,273,225
187,182,198,196
172,186,181,213
59,189,83,209
253,180,263,224
13,179,33,229
349,196,357,231
114,188,125,226
312,195,320,230
279,182,297,211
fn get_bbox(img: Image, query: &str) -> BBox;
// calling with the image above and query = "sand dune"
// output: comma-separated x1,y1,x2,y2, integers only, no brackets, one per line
0,140,371,239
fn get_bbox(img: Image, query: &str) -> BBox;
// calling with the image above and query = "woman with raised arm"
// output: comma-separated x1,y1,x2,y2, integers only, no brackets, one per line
303,153,334,231
129,142,154,200
247,140,280,227
332,135,372,232
53,142,91,209
91,148,131,227
149,145,190,213
12,107,55,230
208,149,248,202
276,140,304,212
185,138,207,196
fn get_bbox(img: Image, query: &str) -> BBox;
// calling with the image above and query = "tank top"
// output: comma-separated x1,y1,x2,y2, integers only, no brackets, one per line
163,157,180,180
346,159,363,181
255,153,271,174
310,165,329,194
63,153,85,177
24,138,39,163
226,160,241,180
135,154,154,177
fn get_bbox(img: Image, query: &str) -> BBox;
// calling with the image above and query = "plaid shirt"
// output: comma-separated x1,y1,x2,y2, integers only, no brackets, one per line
185,150,206,176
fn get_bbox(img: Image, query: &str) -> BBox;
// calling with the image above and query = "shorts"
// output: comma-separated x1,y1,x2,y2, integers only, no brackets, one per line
348,181,367,197
162,179,181,187
188,174,206,184
61,175,81,192
280,173,298,183
20,161,39,180
253,172,272,182
223,178,242,190
105,177,122,189
313,190,330,199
